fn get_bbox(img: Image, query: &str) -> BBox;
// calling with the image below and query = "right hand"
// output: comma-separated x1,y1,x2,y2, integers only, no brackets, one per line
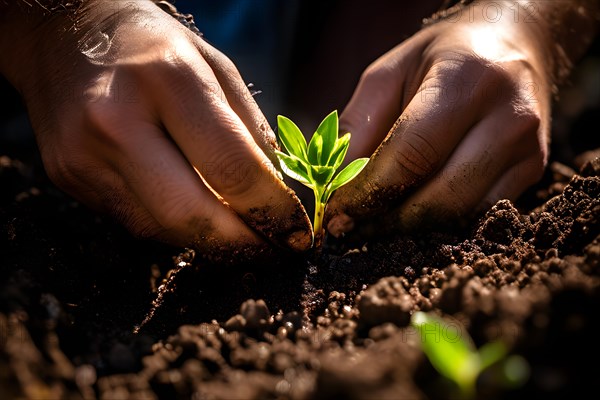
0,0,312,258
327,1,552,236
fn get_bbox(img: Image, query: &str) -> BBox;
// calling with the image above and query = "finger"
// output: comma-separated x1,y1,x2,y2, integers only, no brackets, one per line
71,153,272,264
478,155,545,211
339,62,404,162
387,104,544,231
94,179,166,242
193,38,279,164
327,60,491,234
88,117,268,251
48,157,164,239
339,36,429,161
148,47,312,251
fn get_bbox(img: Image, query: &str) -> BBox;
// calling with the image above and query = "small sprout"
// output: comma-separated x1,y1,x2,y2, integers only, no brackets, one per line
411,311,529,399
276,110,368,244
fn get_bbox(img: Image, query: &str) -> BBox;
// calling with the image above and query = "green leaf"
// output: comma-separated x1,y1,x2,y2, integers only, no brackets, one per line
277,115,307,160
309,165,336,187
411,312,479,392
275,150,312,187
315,110,338,164
478,341,507,372
327,133,351,169
324,157,368,202
274,111,369,245
307,131,323,165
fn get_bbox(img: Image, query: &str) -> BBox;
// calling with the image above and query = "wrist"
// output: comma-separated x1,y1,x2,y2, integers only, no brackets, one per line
425,0,600,87
525,0,600,85
0,1,82,93
0,0,158,95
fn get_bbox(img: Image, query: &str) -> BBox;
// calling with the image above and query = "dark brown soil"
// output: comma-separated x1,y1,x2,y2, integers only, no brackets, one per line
1,138,599,400
4,2,600,397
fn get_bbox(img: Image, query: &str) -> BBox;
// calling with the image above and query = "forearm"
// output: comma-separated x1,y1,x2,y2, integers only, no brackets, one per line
0,0,198,91
520,0,600,84
0,1,83,92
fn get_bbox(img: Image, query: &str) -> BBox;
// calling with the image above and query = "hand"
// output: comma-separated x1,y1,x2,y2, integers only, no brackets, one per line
0,0,312,258
327,1,556,236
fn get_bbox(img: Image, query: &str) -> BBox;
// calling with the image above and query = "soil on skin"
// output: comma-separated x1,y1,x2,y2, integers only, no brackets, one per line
1,145,600,400
1,1,599,396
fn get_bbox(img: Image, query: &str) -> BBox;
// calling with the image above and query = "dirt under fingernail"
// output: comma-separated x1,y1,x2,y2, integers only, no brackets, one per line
327,213,355,237
284,228,313,252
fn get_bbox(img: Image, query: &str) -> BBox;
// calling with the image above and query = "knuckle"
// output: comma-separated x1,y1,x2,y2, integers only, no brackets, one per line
434,54,519,105
476,59,538,106
200,151,265,197
514,106,542,134
148,49,207,87
157,50,196,76
153,51,226,104
360,63,381,82
211,50,241,79
360,63,392,88
81,101,133,150
394,130,440,178
501,105,542,149
43,153,80,191
357,63,401,106
81,98,113,129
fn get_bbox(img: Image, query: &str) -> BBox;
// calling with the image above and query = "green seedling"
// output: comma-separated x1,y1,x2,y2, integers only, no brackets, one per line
276,110,368,243
411,311,529,399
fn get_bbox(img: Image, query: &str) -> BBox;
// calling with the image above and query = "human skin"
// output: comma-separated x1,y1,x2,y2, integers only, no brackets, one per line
327,0,600,236
0,0,313,258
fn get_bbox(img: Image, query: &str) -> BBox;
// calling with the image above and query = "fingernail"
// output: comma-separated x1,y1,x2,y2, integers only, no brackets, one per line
284,229,313,252
327,213,355,238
